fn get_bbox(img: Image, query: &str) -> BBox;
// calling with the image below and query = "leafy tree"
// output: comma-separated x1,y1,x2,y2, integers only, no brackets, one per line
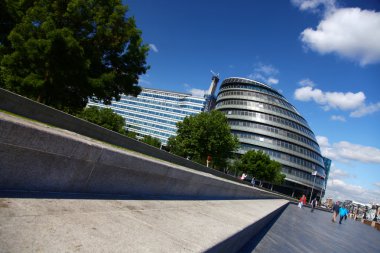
77,106,125,134
141,135,161,148
0,0,149,113
126,131,138,139
167,110,239,168
235,150,285,184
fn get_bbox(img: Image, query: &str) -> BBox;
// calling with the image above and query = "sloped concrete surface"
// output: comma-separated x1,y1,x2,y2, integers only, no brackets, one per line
0,197,288,252
0,111,279,200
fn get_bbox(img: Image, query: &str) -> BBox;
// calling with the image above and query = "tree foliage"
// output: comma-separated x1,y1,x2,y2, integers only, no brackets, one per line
77,106,125,134
0,0,149,113
141,135,161,148
167,110,239,168
235,150,285,184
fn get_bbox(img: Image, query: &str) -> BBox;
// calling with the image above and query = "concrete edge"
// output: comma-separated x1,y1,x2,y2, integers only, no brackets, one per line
204,201,289,253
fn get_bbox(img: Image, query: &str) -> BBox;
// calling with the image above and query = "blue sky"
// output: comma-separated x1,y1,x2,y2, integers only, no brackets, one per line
126,0,380,204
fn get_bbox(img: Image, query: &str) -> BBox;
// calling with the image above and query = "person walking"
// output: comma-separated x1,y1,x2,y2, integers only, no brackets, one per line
332,201,340,222
251,177,255,187
298,194,306,208
339,206,348,224
310,197,317,212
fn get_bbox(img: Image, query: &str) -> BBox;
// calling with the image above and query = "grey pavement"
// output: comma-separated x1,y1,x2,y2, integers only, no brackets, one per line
242,203,380,253
0,196,287,253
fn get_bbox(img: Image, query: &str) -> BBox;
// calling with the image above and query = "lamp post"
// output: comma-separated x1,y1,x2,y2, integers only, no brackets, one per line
309,170,317,202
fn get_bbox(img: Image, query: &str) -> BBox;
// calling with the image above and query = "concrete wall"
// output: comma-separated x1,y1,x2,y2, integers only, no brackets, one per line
0,112,278,199
0,88,247,186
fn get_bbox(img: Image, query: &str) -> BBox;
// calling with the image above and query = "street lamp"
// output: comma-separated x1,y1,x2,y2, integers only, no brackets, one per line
309,170,317,202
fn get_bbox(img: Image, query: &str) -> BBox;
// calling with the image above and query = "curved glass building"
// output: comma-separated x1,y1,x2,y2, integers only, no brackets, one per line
216,77,326,198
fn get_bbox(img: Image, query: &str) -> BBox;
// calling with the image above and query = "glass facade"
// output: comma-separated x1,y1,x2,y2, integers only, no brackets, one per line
88,88,206,145
216,77,327,196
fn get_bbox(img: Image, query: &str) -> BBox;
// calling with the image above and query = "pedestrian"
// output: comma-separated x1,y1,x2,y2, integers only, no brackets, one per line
332,201,340,222
339,206,348,224
298,194,306,208
310,197,317,212
251,177,255,187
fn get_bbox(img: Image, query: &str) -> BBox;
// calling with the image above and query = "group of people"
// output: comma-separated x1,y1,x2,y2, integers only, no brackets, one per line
298,195,318,212
298,197,349,224
332,201,348,224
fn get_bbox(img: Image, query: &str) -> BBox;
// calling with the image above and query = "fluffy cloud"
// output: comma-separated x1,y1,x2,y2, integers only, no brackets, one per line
294,86,365,110
294,80,380,117
188,88,207,97
374,182,380,188
248,63,279,85
325,178,380,204
330,115,346,122
329,168,350,179
299,78,316,87
291,0,336,13
317,136,380,163
296,2,380,66
149,44,159,53
350,102,380,117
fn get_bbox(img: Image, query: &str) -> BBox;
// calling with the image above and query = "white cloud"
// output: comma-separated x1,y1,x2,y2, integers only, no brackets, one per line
248,63,280,85
350,102,380,117
299,6,380,66
299,78,316,87
316,135,329,147
325,178,380,204
149,44,159,53
188,88,207,97
267,78,279,85
329,168,350,179
331,115,346,122
294,86,366,110
291,0,337,14
374,182,380,188
316,136,380,163
137,78,151,87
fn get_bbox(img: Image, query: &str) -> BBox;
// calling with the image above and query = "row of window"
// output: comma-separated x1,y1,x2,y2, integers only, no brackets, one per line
218,90,301,121
282,166,324,186
228,120,320,151
112,104,186,121
239,143,326,177
220,83,285,101
133,95,205,110
232,131,323,164
116,99,202,115
112,108,178,127
126,118,177,134
137,91,205,104
220,109,316,141
132,126,172,141
217,99,308,127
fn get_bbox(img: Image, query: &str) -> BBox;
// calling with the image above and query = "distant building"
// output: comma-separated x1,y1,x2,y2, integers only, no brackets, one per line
215,77,326,198
88,88,206,145
88,75,220,145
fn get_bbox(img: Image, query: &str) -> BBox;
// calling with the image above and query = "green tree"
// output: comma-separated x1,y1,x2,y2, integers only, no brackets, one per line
167,110,239,168
77,106,125,134
141,135,161,148
236,150,285,184
126,131,138,139
0,0,149,113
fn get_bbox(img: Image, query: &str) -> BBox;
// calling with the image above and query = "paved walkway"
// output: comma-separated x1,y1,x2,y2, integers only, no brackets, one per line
0,196,287,253
243,203,380,253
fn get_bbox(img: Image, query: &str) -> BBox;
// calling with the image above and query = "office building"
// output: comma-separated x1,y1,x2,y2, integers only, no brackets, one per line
88,88,206,145
215,77,326,198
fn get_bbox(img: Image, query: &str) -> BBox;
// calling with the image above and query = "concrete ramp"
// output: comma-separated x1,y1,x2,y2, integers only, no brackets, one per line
0,197,288,252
